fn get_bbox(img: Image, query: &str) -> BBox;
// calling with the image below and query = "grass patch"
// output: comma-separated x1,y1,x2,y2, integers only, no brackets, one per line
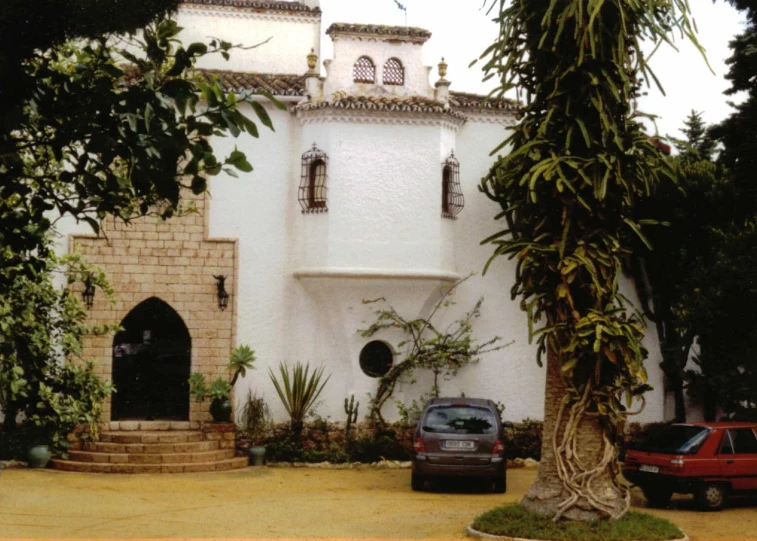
471,505,683,541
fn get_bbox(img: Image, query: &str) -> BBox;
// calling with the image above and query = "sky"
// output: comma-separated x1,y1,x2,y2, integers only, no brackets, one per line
317,0,747,142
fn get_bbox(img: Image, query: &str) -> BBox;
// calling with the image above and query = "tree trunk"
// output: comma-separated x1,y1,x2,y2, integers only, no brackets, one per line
521,347,627,521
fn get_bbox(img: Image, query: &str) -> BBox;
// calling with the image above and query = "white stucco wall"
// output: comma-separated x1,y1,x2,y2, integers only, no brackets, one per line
177,5,320,74
45,5,670,427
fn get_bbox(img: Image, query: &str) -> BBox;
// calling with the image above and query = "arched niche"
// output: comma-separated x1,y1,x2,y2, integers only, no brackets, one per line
111,297,191,420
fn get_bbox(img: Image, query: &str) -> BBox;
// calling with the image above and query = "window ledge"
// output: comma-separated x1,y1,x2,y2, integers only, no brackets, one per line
293,267,460,282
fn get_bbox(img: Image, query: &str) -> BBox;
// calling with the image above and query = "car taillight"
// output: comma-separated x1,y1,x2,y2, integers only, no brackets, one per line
670,457,685,471
413,438,426,453
492,440,505,456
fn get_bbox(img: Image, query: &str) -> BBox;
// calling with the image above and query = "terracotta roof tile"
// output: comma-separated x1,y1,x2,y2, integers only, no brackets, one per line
182,0,320,15
449,91,518,111
294,92,467,120
326,23,431,43
197,69,306,96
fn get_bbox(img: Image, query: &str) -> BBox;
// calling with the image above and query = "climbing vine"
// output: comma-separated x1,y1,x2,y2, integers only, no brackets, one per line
359,277,510,429
478,0,701,520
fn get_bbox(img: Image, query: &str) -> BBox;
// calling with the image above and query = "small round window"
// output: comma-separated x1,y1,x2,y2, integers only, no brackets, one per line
359,341,393,377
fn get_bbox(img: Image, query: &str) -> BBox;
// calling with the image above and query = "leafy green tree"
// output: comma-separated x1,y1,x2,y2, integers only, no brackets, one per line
710,0,757,221
478,0,699,520
674,110,715,161
0,0,180,129
1,12,277,452
630,152,732,422
0,245,116,458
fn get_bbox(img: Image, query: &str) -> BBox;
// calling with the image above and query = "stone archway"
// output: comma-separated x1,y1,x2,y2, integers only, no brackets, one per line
111,297,191,420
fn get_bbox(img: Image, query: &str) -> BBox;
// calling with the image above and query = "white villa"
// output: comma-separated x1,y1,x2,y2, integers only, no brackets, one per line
55,0,670,435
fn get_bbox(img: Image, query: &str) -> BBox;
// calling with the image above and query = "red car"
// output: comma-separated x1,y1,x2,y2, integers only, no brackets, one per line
623,422,757,510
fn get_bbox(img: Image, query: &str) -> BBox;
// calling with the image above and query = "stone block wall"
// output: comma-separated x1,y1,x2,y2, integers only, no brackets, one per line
71,192,238,423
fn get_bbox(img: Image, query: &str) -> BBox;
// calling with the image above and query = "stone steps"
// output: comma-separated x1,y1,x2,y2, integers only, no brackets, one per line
99,431,203,444
52,423,245,474
68,448,235,464
83,440,220,454
50,456,248,474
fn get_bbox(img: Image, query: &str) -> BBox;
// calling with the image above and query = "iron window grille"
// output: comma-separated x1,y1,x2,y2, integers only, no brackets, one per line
382,58,405,85
299,144,328,213
442,152,464,219
353,56,376,83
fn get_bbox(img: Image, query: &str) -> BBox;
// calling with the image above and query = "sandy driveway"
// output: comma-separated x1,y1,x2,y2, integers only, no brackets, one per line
1,466,756,539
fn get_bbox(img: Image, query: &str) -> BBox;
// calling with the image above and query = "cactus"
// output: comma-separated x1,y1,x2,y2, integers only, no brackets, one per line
344,395,359,444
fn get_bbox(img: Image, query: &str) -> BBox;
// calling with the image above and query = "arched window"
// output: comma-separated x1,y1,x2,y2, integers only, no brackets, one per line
441,152,463,219
353,56,376,83
383,58,404,85
298,144,328,213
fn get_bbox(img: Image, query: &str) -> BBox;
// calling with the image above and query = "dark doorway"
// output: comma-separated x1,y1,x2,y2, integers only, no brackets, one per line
111,297,191,420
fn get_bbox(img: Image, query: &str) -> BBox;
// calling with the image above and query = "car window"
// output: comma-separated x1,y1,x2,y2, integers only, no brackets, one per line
632,425,710,455
422,405,497,434
720,431,735,454
728,428,757,454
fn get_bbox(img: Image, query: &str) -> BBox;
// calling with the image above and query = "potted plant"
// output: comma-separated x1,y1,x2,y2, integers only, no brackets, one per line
188,345,256,422
238,390,272,466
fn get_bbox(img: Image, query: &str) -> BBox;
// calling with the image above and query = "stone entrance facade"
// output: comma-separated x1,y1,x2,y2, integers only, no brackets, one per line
71,193,238,424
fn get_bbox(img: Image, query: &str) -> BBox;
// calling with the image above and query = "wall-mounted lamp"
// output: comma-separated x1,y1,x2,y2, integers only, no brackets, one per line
82,277,95,309
213,275,230,311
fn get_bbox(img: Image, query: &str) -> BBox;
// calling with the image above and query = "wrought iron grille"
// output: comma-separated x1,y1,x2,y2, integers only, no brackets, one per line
299,144,328,213
441,152,463,219
382,58,404,85
353,56,376,83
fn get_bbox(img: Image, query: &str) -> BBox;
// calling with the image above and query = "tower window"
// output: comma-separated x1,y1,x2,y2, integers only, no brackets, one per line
442,152,464,219
299,144,328,213
353,56,376,84
383,58,404,86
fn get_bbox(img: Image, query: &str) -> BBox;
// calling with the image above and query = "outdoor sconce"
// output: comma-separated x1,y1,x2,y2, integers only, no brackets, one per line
82,277,95,309
213,275,230,311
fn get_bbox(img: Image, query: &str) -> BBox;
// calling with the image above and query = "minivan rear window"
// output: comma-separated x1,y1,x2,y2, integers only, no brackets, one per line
631,425,711,455
422,405,497,434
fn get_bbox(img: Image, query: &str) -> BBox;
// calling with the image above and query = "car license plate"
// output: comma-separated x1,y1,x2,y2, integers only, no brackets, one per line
639,464,659,473
443,440,475,450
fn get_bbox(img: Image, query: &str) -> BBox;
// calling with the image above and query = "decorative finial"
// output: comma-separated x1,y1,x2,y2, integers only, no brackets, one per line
438,57,448,80
307,48,318,72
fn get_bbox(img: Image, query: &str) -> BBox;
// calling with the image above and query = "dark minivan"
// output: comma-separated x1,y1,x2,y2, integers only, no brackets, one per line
411,397,509,493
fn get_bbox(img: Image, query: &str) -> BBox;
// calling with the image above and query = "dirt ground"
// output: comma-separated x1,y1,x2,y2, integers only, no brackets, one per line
1,466,756,539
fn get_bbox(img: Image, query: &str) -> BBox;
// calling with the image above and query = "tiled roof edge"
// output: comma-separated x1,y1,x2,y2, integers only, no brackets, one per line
449,91,519,111
181,0,321,15
326,23,431,42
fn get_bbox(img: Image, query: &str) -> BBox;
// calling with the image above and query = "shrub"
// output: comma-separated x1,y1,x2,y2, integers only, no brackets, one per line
350,429,411,462
506,418,543,460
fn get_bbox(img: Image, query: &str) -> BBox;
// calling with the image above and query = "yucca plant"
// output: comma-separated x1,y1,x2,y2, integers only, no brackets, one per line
269,362,330,440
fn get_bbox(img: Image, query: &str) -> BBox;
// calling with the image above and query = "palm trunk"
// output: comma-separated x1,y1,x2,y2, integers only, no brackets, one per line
521,346,627,521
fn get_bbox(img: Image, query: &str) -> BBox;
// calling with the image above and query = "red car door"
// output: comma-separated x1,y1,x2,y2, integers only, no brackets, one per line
719,428,757,491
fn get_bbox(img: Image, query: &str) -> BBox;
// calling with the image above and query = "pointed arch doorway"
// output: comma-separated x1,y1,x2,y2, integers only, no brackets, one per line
111,298,191,420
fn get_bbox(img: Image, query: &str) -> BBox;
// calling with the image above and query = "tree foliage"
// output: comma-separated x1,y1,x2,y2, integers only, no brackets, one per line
1,17,276,292
674,110,715,161
0,10,278,455
0,246,116,458
710,0,757,220
478,0,699,520
630,151,732,422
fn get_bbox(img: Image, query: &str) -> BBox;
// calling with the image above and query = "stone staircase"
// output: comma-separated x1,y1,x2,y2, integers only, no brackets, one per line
51,421,248,473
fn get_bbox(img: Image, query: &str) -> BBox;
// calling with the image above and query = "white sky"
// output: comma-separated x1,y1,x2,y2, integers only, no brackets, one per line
318,0,747,141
